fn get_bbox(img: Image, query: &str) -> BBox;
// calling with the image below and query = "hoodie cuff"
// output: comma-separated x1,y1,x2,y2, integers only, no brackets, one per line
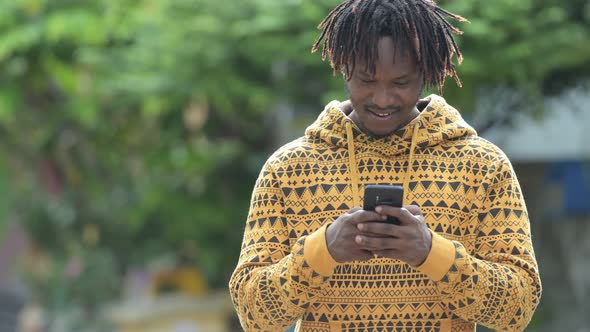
303,224,339,277
415,230,456,281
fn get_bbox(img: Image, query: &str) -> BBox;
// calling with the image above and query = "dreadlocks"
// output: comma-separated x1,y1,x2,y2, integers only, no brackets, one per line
312,0,467,93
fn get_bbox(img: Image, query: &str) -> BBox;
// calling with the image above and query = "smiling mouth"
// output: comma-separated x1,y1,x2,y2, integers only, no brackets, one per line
372,111,394,118
368,109,399,118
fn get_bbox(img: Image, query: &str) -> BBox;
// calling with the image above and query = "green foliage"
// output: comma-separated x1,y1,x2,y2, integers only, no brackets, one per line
0,0,588,321
441,0,590,114
0,0,270,292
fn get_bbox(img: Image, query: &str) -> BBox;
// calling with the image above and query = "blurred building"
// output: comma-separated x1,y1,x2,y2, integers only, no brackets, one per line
483,85,590,331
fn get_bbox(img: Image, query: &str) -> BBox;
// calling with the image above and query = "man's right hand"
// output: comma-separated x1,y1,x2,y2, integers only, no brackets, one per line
325,207,386,263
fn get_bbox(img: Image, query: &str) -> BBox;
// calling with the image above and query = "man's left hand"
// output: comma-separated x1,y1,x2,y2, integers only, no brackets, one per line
355,205,432,266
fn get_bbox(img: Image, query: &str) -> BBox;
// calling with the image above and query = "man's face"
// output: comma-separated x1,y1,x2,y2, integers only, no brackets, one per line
345,37,423,137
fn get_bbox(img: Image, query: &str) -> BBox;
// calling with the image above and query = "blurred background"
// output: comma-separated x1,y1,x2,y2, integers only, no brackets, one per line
0,0,588,331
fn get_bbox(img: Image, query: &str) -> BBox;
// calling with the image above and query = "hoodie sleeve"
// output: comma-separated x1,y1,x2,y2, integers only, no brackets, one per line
417,154,542,331
229,159,339,331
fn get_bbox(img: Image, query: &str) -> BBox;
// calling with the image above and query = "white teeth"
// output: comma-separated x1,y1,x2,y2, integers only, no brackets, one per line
374,112,392,117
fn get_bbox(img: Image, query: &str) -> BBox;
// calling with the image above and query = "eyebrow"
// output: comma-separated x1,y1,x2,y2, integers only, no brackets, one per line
357,71,413,80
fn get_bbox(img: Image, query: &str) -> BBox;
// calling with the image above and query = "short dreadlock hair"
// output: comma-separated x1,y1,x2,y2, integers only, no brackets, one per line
312,0,468,93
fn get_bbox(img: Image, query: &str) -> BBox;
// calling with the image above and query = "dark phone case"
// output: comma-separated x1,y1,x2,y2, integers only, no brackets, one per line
363,185,404,225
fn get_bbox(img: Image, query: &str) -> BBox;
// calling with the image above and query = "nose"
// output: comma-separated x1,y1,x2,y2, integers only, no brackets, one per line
372,85,396,110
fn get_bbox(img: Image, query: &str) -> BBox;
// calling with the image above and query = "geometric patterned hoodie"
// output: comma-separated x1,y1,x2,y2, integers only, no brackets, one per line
230,95,542,332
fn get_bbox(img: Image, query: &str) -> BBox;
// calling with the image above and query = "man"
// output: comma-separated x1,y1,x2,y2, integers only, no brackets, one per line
229,0,542,331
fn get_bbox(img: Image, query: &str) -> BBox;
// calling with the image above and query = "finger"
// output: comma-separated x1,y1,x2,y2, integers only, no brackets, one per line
375,205,408,224
355,234,398,250
349,210,387,225
371,249,399,258
398,207,420,225
357,222,401,237
375,205,402,217
375,206,416,225
404,205,422,216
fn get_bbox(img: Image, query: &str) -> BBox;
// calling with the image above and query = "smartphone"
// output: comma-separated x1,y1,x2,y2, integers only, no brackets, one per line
363,184,404,225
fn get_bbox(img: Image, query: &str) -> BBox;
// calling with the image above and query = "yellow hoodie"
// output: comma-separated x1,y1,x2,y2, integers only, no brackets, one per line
230,95,541,332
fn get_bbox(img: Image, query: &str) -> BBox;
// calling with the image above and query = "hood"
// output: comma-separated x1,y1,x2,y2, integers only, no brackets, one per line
305,95,477,208
305,94,477,157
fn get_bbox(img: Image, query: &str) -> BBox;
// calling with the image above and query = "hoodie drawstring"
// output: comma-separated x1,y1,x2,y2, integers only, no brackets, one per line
345,122,361,207
345,120,420,266
345,121,362,269
403,123,420,205
345,120,420,206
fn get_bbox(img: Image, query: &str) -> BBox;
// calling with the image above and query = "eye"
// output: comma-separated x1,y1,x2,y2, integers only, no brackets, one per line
360,78,376,84
395,81,410,87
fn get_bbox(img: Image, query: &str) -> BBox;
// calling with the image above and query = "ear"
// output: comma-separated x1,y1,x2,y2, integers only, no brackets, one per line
417,70,426,96
340,62,355,81
341,70,351,81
